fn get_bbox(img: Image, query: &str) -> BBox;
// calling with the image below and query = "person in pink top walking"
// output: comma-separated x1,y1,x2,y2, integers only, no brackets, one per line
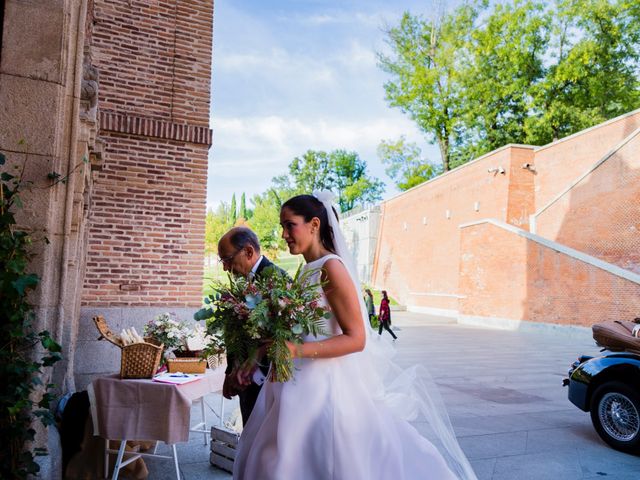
378,290,397,340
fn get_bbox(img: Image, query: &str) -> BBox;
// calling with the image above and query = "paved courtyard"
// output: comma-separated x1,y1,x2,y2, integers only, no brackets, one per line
144,312,640,479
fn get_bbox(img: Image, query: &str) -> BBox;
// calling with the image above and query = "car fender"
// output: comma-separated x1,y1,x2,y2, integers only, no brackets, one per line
569,353,640,411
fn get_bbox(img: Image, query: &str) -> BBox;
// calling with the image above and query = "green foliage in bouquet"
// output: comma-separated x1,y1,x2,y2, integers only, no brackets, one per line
195,264,330,382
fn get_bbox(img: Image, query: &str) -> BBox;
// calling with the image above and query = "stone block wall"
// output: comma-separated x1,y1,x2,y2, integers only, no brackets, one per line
341,206,381,285
1,0,101,474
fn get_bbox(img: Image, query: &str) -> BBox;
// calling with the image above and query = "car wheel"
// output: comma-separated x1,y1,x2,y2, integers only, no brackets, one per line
590,381,640,454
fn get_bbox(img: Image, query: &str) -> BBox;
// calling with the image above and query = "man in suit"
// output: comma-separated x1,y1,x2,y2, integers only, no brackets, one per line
217,226,285,425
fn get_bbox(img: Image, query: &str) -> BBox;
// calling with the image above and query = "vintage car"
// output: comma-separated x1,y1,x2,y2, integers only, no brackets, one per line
564,350,640,454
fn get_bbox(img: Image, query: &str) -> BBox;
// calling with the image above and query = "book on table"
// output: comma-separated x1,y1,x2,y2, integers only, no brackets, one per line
152,372,203,385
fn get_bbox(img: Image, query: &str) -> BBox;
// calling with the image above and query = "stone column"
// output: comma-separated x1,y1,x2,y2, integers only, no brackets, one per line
0,0,99,476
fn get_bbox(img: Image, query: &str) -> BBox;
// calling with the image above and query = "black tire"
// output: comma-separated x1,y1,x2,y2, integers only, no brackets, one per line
590,381,640,454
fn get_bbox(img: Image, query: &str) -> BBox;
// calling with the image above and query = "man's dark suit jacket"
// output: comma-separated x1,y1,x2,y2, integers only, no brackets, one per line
225,256,288,425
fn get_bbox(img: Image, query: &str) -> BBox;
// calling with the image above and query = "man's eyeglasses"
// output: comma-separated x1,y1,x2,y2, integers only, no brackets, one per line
219,248,242,265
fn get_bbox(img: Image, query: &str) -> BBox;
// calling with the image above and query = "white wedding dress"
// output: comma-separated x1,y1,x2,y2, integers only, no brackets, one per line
233,254,459,480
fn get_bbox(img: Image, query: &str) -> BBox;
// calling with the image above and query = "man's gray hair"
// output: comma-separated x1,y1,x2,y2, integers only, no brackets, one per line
229,227,261,253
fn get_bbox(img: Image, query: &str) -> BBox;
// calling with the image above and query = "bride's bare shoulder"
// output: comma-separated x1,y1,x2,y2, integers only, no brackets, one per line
321,257,351,284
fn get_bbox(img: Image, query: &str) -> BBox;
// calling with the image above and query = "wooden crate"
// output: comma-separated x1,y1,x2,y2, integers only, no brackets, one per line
210,426,239,472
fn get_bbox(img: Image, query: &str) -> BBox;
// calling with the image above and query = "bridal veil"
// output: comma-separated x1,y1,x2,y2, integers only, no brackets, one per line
312,190,477,480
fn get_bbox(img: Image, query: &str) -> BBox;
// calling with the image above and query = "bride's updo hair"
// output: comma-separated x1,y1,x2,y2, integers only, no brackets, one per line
281,194,338,253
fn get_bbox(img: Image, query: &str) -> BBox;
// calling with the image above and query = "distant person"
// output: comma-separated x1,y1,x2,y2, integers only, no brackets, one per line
378,290,397,340
364,288,376,325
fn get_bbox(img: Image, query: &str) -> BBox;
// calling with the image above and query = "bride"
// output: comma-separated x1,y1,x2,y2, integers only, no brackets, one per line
233,192,476,480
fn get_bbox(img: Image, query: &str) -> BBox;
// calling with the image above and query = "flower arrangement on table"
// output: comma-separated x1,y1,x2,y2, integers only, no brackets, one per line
143,313,193,354
144,313,223,372
194,265,330,382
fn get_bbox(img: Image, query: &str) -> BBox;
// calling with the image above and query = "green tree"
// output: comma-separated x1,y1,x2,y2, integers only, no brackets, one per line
239,192,248,220
275,149,384,213
204,202,233,263
525,0,640,144
458,0,548,161
282,150,332,194
229,193,237,225
377,137,440,190
329,150,385,212
378,5,480,171
380,0,640,169
248,189,285,256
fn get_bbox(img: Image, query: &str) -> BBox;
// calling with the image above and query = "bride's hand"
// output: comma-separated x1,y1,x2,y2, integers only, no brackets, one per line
285,340,300,359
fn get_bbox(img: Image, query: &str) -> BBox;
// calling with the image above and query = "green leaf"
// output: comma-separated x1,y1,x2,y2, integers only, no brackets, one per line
11,273,39,295
194,307,214,321
40,332,62,352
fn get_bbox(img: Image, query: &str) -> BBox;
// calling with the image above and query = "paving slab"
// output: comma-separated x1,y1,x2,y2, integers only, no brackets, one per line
141,312,640,479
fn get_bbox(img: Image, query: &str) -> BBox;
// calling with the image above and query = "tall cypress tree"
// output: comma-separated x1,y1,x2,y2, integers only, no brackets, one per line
240,192,247,220
229,193,237,225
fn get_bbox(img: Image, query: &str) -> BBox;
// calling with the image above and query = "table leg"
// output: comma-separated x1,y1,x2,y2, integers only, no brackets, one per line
172,444,180,479
219,395,225,426
112,439,127,480
200,397,208,445
104,438,109,479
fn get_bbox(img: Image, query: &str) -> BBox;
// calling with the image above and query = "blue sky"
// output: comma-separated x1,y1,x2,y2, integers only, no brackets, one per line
207,0,453,210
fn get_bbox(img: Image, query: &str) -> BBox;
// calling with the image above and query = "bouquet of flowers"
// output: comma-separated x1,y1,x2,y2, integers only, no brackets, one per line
195,265,330,382
144,312,192,352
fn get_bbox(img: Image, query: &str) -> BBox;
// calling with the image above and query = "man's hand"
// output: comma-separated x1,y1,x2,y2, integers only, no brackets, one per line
222,371,246,399
236,360,258,387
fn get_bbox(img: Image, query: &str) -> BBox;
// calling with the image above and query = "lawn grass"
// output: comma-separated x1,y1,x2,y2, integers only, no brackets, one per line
200,252,398,306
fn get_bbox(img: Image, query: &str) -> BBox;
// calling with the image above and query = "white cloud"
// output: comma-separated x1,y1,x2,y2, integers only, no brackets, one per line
208,113,437,207
206,0,450,209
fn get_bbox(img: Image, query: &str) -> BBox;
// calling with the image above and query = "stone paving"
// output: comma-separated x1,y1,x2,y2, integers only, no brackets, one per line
144,312,640,479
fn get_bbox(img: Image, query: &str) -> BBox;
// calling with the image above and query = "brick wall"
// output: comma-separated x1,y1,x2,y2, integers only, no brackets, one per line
534,131,640,273
372,109,640,326
82,0,213,307
533,110,640,212
372,145,534,313
76,0,213,385
82,134,208,305
91,0,212,124
459,221,640,327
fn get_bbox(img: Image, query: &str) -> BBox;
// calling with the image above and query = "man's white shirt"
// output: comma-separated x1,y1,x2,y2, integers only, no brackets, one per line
249,255,266,385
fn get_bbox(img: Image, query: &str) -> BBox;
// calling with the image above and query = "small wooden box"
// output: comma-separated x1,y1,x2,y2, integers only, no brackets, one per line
210,426,239,472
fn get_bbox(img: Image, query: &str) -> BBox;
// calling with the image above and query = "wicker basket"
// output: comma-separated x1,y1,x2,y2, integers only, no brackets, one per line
93,316,164,379
166,357,207,374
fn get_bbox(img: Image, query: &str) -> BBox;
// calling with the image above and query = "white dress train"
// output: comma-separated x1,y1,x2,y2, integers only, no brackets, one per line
233,255,458,480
